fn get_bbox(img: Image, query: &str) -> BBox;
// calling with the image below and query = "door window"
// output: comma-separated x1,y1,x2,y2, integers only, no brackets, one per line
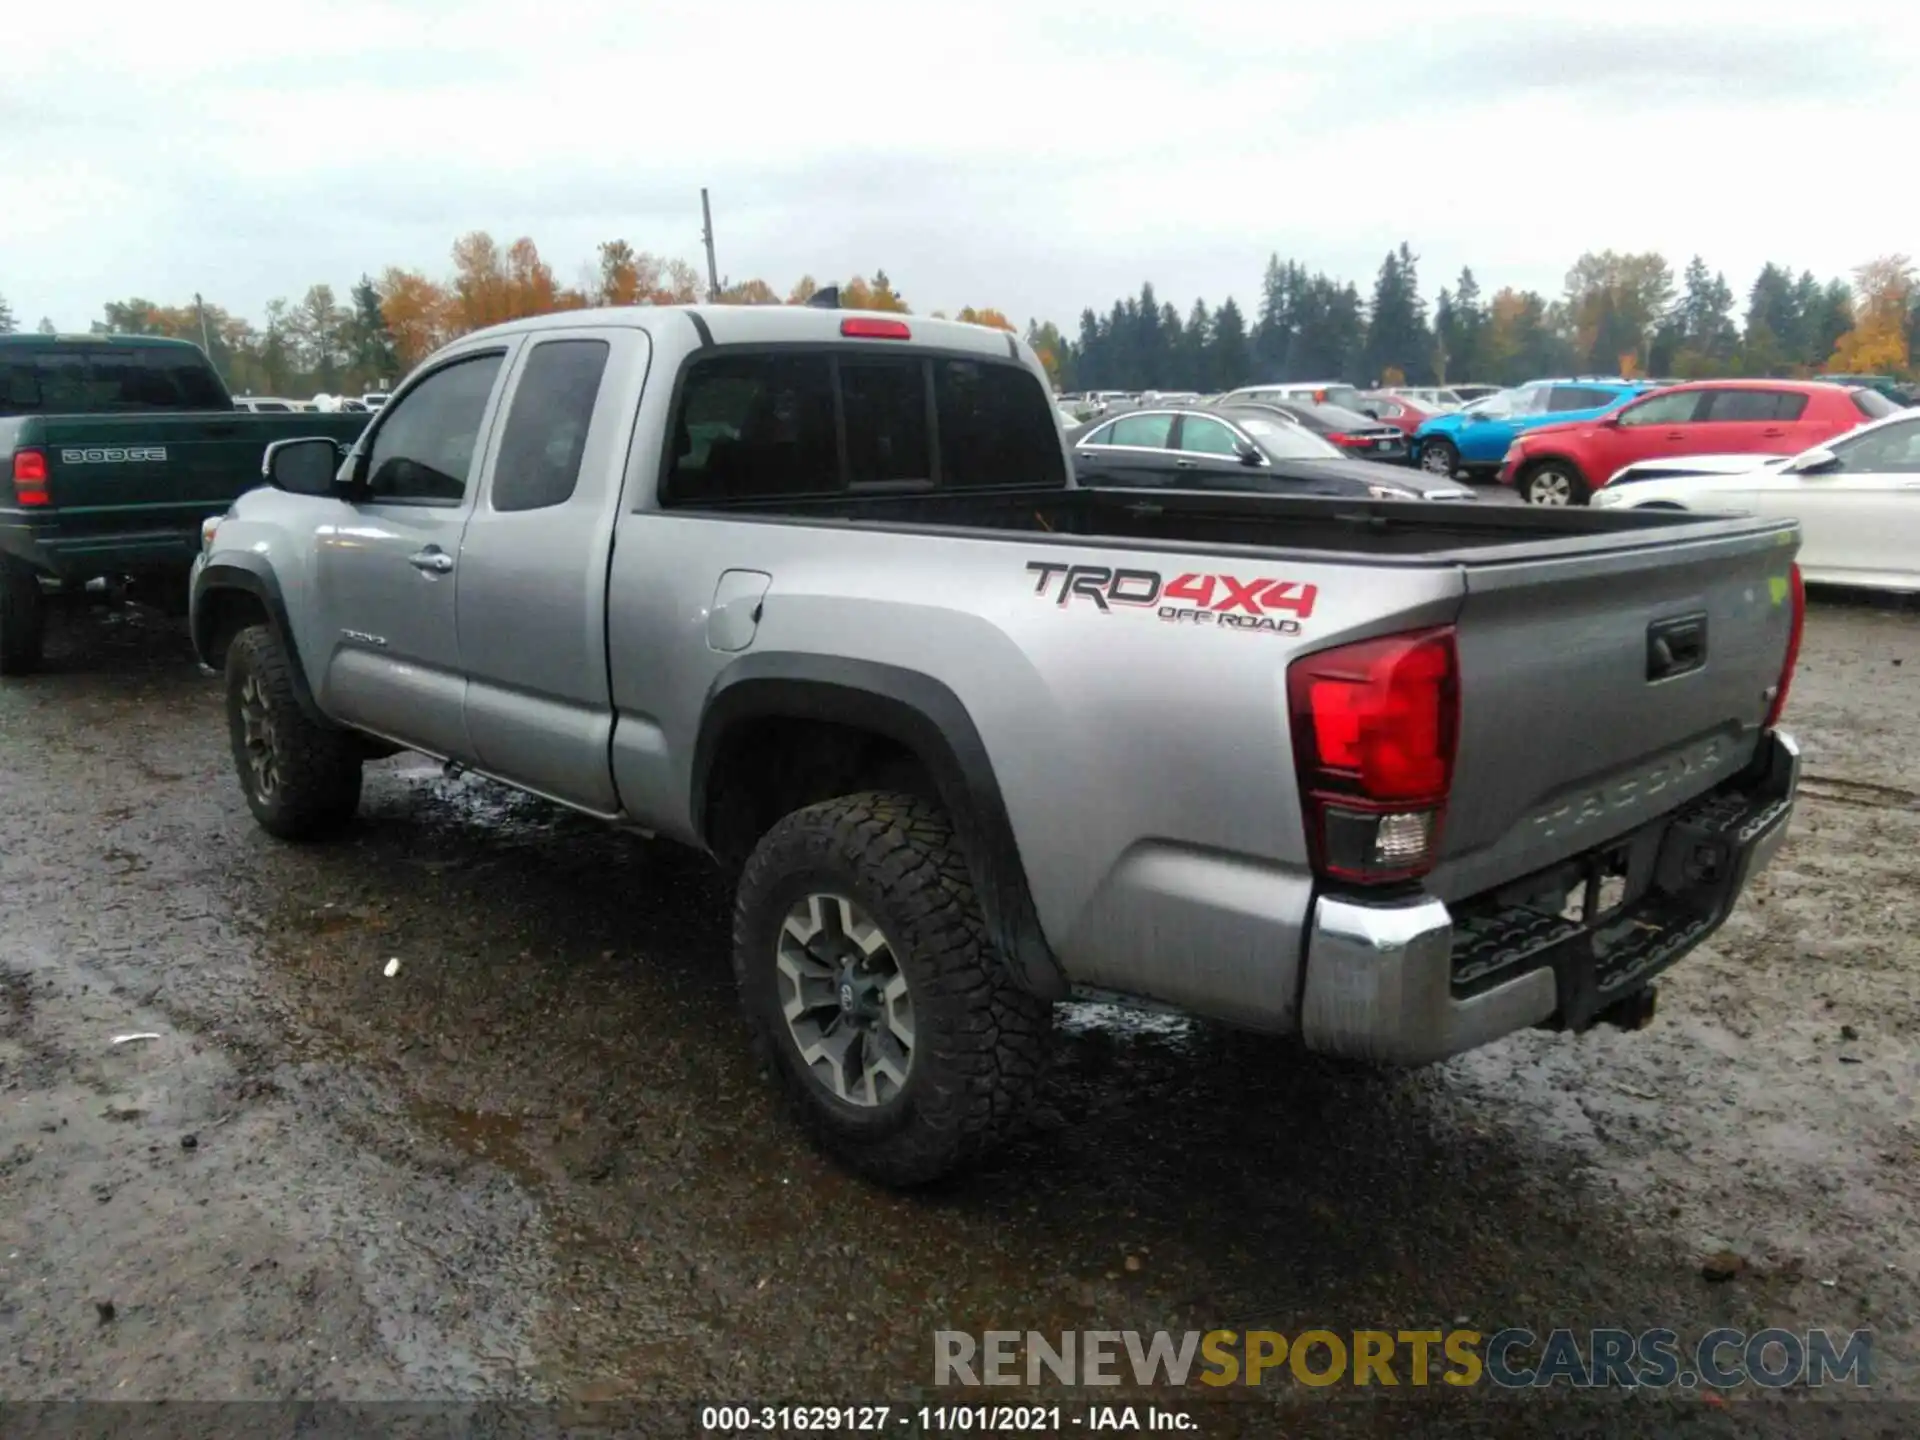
1106,413,1175,448
1828,417,1920,473
1697,389,1809,422
1177,415,1243,456
364,352,505,504
491,340,611,512
1615,391,1705,427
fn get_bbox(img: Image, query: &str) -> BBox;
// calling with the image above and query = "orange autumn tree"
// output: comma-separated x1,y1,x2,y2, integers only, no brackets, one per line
377,268,454,369
840,271,909,313
954,306,1015,331
1831,255,1915,374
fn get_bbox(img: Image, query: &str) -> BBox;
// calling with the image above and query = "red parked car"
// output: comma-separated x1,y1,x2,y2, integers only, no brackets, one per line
1497,379,1890,505
1358,392,1450,435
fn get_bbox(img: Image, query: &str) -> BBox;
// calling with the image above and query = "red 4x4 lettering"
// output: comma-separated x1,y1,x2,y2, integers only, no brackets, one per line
1165,573,1319,620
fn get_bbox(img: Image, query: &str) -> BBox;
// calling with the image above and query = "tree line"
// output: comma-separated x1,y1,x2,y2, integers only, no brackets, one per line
3,240,1914,399
1067,248,1918,394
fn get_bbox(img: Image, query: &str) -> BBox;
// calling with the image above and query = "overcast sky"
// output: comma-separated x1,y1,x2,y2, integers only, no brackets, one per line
4,1,1916,335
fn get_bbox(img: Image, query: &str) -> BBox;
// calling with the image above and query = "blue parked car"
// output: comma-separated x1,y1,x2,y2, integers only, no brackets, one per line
1411,378,1652,481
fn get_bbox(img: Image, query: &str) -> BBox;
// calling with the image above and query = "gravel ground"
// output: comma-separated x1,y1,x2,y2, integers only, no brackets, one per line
0,587,1915,1437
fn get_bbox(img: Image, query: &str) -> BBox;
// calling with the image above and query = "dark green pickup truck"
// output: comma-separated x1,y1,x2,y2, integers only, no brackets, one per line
1,334,368,673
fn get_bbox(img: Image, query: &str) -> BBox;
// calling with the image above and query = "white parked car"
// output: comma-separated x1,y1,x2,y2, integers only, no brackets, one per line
1591,409,1920,593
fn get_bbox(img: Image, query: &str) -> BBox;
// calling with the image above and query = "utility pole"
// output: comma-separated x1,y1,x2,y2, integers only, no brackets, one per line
194,292,214,358
700,189,720,303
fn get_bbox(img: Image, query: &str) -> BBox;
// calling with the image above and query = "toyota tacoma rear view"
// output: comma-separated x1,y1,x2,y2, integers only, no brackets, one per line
190,304,1804,1184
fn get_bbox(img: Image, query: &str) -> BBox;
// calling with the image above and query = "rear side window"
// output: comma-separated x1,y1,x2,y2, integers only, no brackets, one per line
1106,413,1174,448
1548,385,1620,412
492,340,611,512
935,359,1066,489
1852,388,1898,419
0,345,226,415
664,350,1064,504
1699,389,1808,422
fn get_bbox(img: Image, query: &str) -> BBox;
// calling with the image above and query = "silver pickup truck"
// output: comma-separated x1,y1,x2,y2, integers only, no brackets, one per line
190,305,1804,1185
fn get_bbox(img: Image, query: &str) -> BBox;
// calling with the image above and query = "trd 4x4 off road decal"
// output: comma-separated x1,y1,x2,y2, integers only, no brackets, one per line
1026,562,1317,635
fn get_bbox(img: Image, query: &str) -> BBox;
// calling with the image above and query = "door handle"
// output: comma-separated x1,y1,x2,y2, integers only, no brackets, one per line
1760,428,1786,437
408,547,454,574
1174,458,1199,469
1664,431,1686,439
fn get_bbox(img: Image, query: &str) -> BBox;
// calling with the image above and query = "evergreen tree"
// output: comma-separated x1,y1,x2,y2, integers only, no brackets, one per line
1450,267,1485,379
0,293,15,334
1182,299,1212,392
1211,298,1251,389
346,275,401,388
1363,242,1433,384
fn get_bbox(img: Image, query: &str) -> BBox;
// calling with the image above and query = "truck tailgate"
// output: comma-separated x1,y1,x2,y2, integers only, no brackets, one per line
36,412,366,538
1429,520,1798,902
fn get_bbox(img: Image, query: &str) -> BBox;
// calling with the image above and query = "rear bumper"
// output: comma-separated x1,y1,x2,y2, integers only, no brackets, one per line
1299,729,1800,1064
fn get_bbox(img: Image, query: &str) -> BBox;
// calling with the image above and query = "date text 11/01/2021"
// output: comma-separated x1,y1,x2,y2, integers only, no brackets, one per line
700,1405,1191,1432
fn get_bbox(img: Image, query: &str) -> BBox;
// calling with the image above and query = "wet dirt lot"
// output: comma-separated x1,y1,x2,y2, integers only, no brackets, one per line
2,594,1917,1437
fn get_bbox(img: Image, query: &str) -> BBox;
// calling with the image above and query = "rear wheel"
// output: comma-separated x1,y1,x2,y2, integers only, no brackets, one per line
1520,460,1589,507
732,791,1052,1186
0,557,47,676
1419,439,1460,477
225,623,364,839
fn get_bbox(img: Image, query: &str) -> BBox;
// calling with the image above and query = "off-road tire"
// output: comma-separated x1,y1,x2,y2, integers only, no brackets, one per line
225,623,363,840
732,791,1052,1186
0,557,47,676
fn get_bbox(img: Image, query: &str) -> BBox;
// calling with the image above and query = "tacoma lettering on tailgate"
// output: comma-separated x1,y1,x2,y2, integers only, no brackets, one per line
1026,562,1317,636
1527,735,1728,842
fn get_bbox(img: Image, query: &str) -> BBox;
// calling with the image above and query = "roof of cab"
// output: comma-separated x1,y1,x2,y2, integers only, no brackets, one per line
454,304,1026,360
0,332,206,351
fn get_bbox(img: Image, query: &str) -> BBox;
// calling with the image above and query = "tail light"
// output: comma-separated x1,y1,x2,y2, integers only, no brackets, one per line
1762,563,1805,729
10,449,50,506
1287,627,1459,883
1328,433,1367,448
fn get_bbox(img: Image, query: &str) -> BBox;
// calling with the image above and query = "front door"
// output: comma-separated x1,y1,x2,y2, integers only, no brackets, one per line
1596,388,1709,478
313,347,512,761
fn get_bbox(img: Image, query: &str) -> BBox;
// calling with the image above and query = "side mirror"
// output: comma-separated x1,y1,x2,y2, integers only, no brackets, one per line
1787,447,1839,475
1236,441,1262,466
263,437,344,495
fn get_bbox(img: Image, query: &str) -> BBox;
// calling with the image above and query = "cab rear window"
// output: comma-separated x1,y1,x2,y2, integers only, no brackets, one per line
0,345,228,415
664,348,1066,504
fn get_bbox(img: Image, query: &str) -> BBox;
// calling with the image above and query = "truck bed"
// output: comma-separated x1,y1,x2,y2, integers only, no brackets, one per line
670,480,1785,563
662,481,1799,921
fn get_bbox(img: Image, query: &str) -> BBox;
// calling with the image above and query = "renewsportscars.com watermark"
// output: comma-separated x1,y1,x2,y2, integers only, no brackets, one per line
934,1328,1872,1391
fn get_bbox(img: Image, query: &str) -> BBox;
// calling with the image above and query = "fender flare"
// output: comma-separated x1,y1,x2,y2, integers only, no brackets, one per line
190,560,325,723
692,654,1068,1000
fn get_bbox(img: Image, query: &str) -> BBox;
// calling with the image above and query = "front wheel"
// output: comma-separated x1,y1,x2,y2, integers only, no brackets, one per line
0,557,47,676
732,791,1052,1186
1418,439,1460,477
1520,461,1589,506
225,624,364,839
